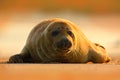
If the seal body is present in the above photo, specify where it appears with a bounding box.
[8,18,110,63]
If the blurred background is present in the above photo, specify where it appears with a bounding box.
[0,0,120,59]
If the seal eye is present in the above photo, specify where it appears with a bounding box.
[51,30,60,36]
[67,31,74,37]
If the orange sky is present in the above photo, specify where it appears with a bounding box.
[0,0,120,13]
[0,0,119,30]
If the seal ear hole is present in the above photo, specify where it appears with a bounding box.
[51,30,60,37]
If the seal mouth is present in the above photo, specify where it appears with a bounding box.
[55,48,71,53]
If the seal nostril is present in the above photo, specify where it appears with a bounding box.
[57,38,72,50]
[61,38,69,43]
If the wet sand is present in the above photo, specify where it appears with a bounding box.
[0,55,120,80]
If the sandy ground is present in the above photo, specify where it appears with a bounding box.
[0,55,120,80]
[0,64,120,80]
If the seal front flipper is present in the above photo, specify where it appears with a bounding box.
[8,53,33,63]
[8,54,24,63]
[94,43,105,49]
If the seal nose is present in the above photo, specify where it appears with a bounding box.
[57,38,72,50]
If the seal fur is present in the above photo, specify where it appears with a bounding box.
[8,18,110,63]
